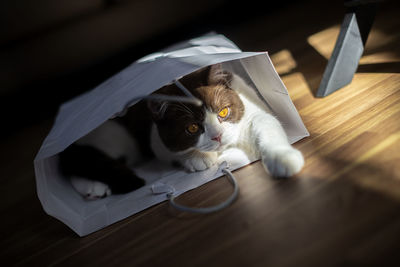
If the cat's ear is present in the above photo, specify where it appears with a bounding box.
[207,64,233,86]
[147,100,168,120]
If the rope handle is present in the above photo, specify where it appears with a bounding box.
[167,168,239,214]
[119,79,239,214]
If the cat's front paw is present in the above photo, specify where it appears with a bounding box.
[71,177,112,200]
[182,151,218,172]
[261,147,304,177]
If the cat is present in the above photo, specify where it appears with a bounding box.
[59,64,304,199]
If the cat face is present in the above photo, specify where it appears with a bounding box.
[149,65,245,153]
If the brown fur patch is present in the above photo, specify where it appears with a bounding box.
[194,84,245,123]
[147,65,245,152]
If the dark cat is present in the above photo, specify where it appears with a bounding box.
[59,64,304,199]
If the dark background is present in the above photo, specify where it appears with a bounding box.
[3,1,400,265]
[0,0,312,138]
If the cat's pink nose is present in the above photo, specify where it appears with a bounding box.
[212,134,222,143]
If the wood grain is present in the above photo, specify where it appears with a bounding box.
[1,0,400,266]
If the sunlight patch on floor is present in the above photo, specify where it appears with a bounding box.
[329,132,400,179]
[359,51,400,64]
[280,72,312,99]
[307,25,340,60]
[270,49,297,75]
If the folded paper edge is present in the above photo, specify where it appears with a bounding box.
[33,34,309,236]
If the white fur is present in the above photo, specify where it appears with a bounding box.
[230,74,304,176]
[70,176,111,200]
[72,120,142,199]
[236,95,304,176]
[77,120,141,166]
[197,110,224,151]
[71,72,304,199]
[151,74,304,177]
[150,109,225,172]
[218,147,251,169]
[150,124,218,172]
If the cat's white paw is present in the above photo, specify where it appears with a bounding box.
[182,152,218,172]
[70,176,112,200]
[218,147,251,169]
[261,147,304,177]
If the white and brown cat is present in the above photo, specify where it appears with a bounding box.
[59,64,304,199]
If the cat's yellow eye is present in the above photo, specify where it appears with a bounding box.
[187,123,199,134]
[218,107,229,118]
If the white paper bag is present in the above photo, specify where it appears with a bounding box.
[34,34,309,236]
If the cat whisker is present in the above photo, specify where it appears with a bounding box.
[197,143,219,151]
[168,103,195,116]
[180,103,195,115]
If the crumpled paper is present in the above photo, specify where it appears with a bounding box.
[34,33,309,236]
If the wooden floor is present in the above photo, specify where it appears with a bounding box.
[2,0,400,266]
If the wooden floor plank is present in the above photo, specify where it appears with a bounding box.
[2,0,400,266]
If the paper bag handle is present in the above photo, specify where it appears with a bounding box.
[167,168,239,214]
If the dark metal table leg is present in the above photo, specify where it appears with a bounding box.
[316,1,378,97]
